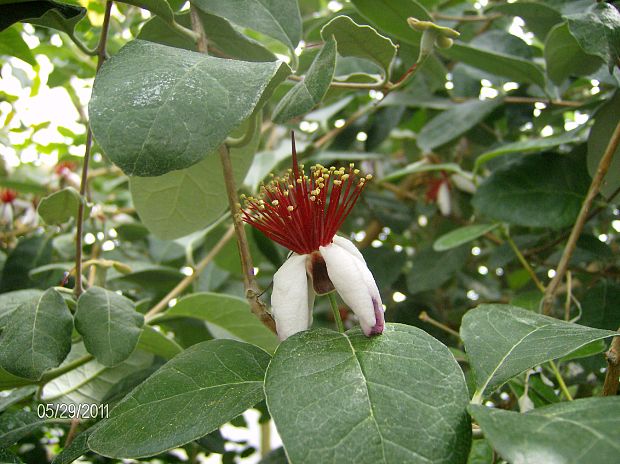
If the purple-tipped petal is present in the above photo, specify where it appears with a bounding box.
[271,254,312,340]
[319,237,384,336]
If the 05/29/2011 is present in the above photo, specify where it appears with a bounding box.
[37,402,109,419]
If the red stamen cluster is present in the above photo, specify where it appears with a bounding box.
[240,134,371,255]
[0,189,17,204]
[425,172,450,203]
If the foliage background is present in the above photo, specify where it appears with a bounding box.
[0,0,619,463]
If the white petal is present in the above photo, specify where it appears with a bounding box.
[320,242,384,336]
[451,172,476,194]
[271,254,312,340]
[437,181,451,216]
[332,235,364,262]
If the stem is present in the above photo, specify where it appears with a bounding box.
[67,33,97,56]
[64,418,80,447]
[602,331,620,396]
[548,360,573,401]
[39,355,93,384]
[505,233,546,294]
[419,311,460,338]
[328,292,345,333]
[542,119,620,314]
[218,145,276,332]
[260,420,271,457]
[144,225,235,321]
[564,271,572,321]
[189,4,208,53]
[73,1,113,298]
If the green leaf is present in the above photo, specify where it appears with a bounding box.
[350,0,432,46]
[87,340,270,458]
[544,23,603,85]
[581,280,620,331]
[163,292,278,354]
[491,1,562,39]
[566,3,620,71]
[321,15,396,81]
[0,26,36,66]
[89,40,289,176]
[466,439,494,464]
[474,127,588,172]
[272,37,337,123]
[0,367,35,389]
[37,187,82,225]
[265,325,471,464]
[136,325,183,360]
[461,304,617,400]
[129,121,258,239]
[0,449,23,463]
[138,10,276,62]
[117,0,173,23]
[0,288,73,380]
[0,289,43,330]
[41,344,154,412]
[433,224,499,252]
[588,91,620,199]
[0,386,37,413]
[0,410,45,448]
[0,234,53,292]
[472,152,590,229]
[407,245,469,294]
[470,398,620,464]
[441,31,546,89]
[192,0,301,50]
[75,287,144,367]
[417,98,502,152]
[0,1,86,35]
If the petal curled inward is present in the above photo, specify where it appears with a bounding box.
[271,254,312,341]
[320,237,384,336]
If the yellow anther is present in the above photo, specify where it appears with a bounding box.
[349,163,355,168]
[288,184,294,189]
[341,174,349,181]
[259,205,265,210]
[272,200,279,206]
[334,180,342,186]
[310,196,316,201]
[366,174,373,180]
[354,169,360,174]
[240,194,246,199]
[287,205,294,212]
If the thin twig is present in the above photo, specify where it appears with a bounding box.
[218,145,276,332]
[144,226,235,321]
[73,0,113,298]
[602,330,620,396]
[549,360,573,401]
[505,233,546,294]
[542,119,620,314]
[419,311,460,338]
